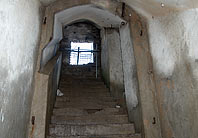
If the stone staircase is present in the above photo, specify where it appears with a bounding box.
[48,66,141,138]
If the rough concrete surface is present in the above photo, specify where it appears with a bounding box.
[120,24,142,132]
[148,9,198,138]
[48,66,139,137]
[101,28,110,87]
[122,6,162,138]
[122,0,198,17]
[0,0,42,138]
[30,53,62,138]
[107,28,125,98]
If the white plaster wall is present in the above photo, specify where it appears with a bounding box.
[119,23,139,114]
[57,5,125,28]
[0,0,42,137]
[120,24,143,132]
[148,9,198,79]
[120,24,138,109]
[147,9,198,138]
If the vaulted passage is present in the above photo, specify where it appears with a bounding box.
[47,18,141,137]
[1,0,198,138]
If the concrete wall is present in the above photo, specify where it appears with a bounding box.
[40,14,62,69]
[147,9,198,138]
[30,53,62,138]
[120,24,142,132]
[0,0,42,138]
[101,28,110,87]
[121,6,162,138]
[106,28,125,98]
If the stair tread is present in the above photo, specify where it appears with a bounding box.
[55,101,117,105]
[49,124,135,136]
[54,103,117,108]
[55,97,117,102]
[58,94,111,97]
[53,108,127,116]
[59,91,109,94]
[48,134,141,138]
[51,114,129,125]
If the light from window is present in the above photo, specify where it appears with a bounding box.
[70,42,94,65]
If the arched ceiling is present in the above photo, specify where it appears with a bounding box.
[40,0,198,16]
[55,5,125,28]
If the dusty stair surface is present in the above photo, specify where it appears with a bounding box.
[48,65,141,138]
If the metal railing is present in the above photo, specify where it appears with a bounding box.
[61,46,100,78]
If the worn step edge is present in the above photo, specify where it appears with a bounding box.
[53,108,127,116]
[51,115,129,125]
[55,97,117,102]
[47,134,141,138]
[49,124,135,136]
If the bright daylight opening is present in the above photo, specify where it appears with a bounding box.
[70,42,94,65]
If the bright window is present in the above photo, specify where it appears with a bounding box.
[70,42,94,65]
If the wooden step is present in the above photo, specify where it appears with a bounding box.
[51,115,129,125]
[49,124,135,136]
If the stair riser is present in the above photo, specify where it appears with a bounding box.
[56,97,116,102]
[59,86,107,89]
[54,103,117,108]
[58,93,110,97]
[51,115,128,125]
[59,88,108,90]
[53,108,126,116]
[55,101,117,105]
[59,90,109,93]
[49,67,140,138]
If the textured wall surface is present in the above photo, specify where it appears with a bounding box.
[101,29,110,87]
[0,0,42,138]
[40,0,198,11]
[106,28,124,98]
[148,9,198,138]
[122,0,198,17]
[120,24,142,132]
